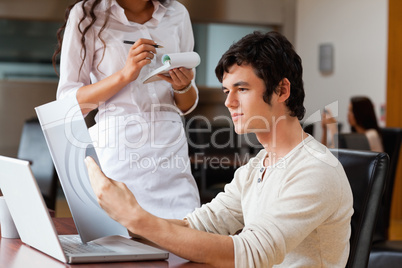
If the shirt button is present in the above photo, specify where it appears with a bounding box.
[260,168,264,172]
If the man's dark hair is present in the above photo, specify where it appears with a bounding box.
[215,31,306,120]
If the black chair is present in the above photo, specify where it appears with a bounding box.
[185,119,242,203]
[330,149,389,268]
[300,121,314,136]
[334,128,402,244]
[17,117,58,210]
[368,127,402,267]
[335,133,371,151]
[372,127,402,242]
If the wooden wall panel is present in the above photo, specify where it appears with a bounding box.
[0,0,74,21]
[387,0,402,220]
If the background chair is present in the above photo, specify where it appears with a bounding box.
[186,119,255,203]
[334,133,371,151]
[334,128,402,244]
[372,127,402,242]
[17,117,58,210]
[368,127,402,267]
[188,121,240,203]
[300,122,314,136]
[330,148,389,268]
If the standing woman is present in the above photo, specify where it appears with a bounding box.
[53,0,200,219]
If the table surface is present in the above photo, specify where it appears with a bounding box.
[0,217,213,268]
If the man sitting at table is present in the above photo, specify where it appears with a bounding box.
[85,31,353,268]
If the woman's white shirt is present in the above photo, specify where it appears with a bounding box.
[365,129,384,152]
[57,0,198,118]
[56,0,200,219]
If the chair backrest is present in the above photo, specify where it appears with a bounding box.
[300,122,314,136]
[335,133,371,151]
[17,117,58,210]
[372,127,402,242]
[330,149,389,268]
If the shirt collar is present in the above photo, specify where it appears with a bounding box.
[149,0,174,27]
[105,0,174,26]
[107,0,129,24]
[260,151,268,168]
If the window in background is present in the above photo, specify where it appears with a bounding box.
[193,23,274,88]
[0,19,61,81]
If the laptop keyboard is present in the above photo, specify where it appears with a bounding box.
[59,235,115,255]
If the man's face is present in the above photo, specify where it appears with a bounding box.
[222,64,276,135]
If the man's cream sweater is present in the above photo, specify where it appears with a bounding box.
[186,136,353,267]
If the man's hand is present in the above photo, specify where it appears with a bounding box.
[85,157,234,267]
[85,156,142,231]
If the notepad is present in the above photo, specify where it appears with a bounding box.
[142,52,201,84]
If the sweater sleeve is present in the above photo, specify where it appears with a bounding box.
[188,144,352,267]
[186,165,248,235]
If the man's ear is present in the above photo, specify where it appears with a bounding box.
[277,78,291,103]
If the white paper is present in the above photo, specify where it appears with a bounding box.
[142,51,201,84]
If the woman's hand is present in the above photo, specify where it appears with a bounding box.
[321,109,337,130]
[121,38,157,83]
[157,67,194,91]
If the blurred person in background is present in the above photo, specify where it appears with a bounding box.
[321,96,383,152]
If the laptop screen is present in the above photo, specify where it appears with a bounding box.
[35,97,128,243]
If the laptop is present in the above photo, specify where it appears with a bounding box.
[34,97,129,243]
[0,155,169,263]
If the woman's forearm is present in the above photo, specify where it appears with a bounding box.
[173,86,198,113]
[76,70,130,114]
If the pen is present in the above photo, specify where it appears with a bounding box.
[123,40,164,48]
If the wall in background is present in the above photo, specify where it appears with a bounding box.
[193,23,274,88]
[295,0,388,139]
[179,0,296,89]
[179,0,297,124]
[0,0,389,155]
[0,0,69,156]
[0,81,57,157]
[0,0,72,21]
[385,0,402,220]
[178,0,288,24]
[178,0,296,44]
[0,0,295,156]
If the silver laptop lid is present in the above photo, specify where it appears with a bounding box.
[35,97,128,243]
[0,156,169,264]
[0,156,67,263]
